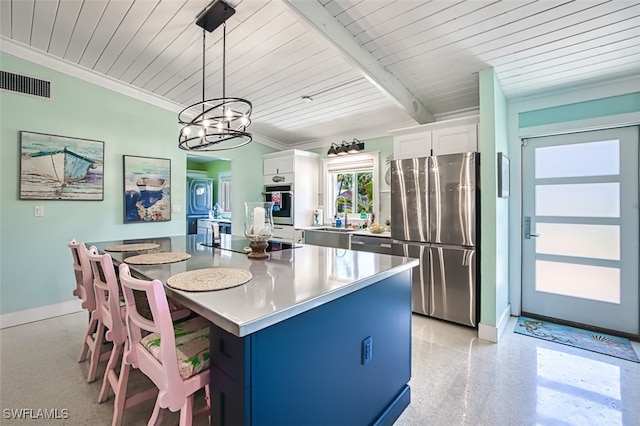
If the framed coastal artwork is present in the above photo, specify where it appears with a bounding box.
[123,155,171,223]
[19,131,105,200]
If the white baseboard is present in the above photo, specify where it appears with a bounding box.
[478,304,512,343]
[0,300,83,329]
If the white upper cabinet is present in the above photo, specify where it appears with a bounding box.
[390,116,479,159]
[393,131,432,160]
[431,124,477,155]
[264,155,294,175]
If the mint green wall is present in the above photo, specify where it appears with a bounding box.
[479,68,510,329]
[0,52,274,315]
[519,92,640,128]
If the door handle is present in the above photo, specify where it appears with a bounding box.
[523,216,540,239]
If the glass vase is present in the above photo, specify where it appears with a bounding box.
[244,202,274,259]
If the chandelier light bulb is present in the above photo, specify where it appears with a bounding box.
[198,128,205,138]
[225,108,233,120]
[203,119,211,127]
[183,127,191,136]
[241,115,249,126]
[217,121,224,130]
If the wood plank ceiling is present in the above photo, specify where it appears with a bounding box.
[1,0,639,146]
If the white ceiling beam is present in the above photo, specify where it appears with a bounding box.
[280,0,434,125]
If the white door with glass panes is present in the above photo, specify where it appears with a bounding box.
[521,127,639,334]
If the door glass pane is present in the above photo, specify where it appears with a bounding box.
[535,140,619,178]
[536,183,619,217]
[536,223,620,260]
[536,260,620,303]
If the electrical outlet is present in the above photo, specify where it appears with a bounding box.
[34,206,44,217]
[172,204,182,213]
[361,336,372,365]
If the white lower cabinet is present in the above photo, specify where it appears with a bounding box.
[271,226,306,243]
[271,225,294,242]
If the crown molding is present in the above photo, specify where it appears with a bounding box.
[251,133,289,150]
[1,36,184,113]
[508,74,640,114]
[0,36,286,151]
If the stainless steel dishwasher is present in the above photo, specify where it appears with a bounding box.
[304,228,352,249]
[350,234,393,254]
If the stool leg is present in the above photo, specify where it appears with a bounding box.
[179,395,194,426]
[87,320,105,383]
[78,317,97,362]
[148,397,164,426]
[99,341,123,403]
[205,384,211,424]
[111,344,130,426]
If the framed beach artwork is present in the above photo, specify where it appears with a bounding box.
[123,155,171,223]
[19,131,104,200]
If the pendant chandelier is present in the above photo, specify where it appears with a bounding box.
[178,0,252,151]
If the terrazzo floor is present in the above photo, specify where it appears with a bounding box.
[1,312,639,425]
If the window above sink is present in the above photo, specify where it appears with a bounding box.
[321,152,379,226]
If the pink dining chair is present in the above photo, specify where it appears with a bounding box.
[86,247,132,400]
[87,246,166,426]
[68,239,108,383]
[118,263,211,426]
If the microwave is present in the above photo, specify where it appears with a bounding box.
[264,184,293,225]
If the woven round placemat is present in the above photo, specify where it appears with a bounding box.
[124,252,191,265]
[167,268,252,292]
[105,243,160,252]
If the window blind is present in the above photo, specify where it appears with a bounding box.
[326,157,375,174]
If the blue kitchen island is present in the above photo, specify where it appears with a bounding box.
[91,235,418,425]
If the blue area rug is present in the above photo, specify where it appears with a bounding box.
[514,316,639,363]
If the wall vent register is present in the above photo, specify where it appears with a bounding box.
[0,70,51,98]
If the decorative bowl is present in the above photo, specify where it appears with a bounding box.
[368,225,385,234]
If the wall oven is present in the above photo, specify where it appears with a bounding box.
[264,184,293,225]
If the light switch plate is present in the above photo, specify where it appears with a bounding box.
[172,204,182,213]
[34,206,44,217]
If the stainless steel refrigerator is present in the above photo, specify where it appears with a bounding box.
[390,153,479,327]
